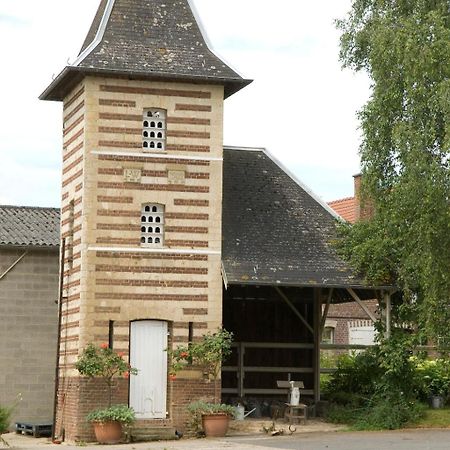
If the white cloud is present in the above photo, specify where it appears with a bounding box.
[0,0,370,206]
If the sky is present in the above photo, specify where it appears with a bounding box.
[0,0,371,208]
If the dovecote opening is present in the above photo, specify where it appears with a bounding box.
[142,109,166,152]
[141,204,164,247]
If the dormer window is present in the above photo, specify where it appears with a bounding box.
[141,204,164,247]
[143,109,166,151]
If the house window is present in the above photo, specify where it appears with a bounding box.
[322,326,335,344]
[143,109,166,151]
[141,204,164,247]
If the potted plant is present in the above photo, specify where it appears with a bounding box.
[169,329,234,437]
[187,401,235,437]
[416,358,450,409]
[75,343,138,443]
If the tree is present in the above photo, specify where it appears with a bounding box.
[336,0,450,345]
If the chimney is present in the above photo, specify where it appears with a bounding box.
[353,173,374,221]
[353,173,362,221]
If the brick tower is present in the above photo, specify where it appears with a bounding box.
[40,0,250,441]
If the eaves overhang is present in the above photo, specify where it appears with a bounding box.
[39,66,252,102]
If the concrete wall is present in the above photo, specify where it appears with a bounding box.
[0,248,59,427]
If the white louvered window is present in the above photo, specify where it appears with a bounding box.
[141,204,164,247]
[143,109,166,151]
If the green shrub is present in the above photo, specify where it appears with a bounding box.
[0,395,22,434]
[353,393,424,430]
[323,337,425,430]
[86,404,135,424]
[414,358,450,400]
[0,405,12,434]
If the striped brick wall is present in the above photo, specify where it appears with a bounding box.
[59,82,86,375]
[56,77,225,441]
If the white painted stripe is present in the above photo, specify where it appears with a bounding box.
[92,150,222,162]
[88,246,221,255]
[72,0,116,67]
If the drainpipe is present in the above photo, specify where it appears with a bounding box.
[52,238,65,442]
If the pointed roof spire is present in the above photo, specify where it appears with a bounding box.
[41,0,251,101]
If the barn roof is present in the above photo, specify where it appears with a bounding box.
[40,0,251,101]
[0,206,60,248]
[221,147,381,288]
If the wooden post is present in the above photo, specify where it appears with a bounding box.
[385,291,392,338]
[313,288,322,406]
[238,342,245,398]
[320,288,333,333]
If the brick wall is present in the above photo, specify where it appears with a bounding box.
[325,300,378,345]
[55,373,219,441]
[55,377,128,442]
[0,248,59,428]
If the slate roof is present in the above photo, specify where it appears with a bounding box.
[0,206,60,248]
[40,0,251,101]
[328,197,356,223]
[221,147,380,288]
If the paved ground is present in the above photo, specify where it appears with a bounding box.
[2,429,450,450]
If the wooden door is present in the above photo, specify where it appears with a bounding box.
[129,320,168,419]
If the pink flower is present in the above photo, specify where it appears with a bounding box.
[100,343,109,349]
[118,351,125,357]
[180,351,189,359]
[123,371,129,379]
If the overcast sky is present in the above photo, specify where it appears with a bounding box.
[0,0,370,207]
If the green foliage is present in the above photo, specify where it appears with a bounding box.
[336,0,450,345]
[0,406,12,434]
[75,343,137,381]
[415,358,450,398]
[323,340,426,429]
[169,328,233,381]
[86,404,136,424]
[76,343,138,408]
[186,401,235,433]
[0,394,22,434]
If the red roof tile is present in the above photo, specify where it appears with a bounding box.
[328,197,356,223]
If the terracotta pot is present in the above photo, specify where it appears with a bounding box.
[201,413,230,437]
[92,421,123,444]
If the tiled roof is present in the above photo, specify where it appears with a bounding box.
[40,0,251,101]
[221,147,374,288]
[328,197,356,223]
[0,206,60,248]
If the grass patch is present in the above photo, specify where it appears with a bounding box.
[408,406,450,428]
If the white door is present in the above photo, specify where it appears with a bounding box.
[129,320,168,419]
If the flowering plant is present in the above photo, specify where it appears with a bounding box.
[75,343,138,407]
[168,329,233,382]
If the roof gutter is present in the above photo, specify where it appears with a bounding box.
[223,278,394,290]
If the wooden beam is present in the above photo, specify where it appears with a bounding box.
[0,251,28,282]
[347,288,377,323]
[320,288,334,333]
[275,287,314,335]
[313,288,321,404]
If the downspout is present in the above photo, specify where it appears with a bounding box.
[52,238,65,442]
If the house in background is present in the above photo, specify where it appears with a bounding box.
[325,174,378,349]
[0,206,59,427]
